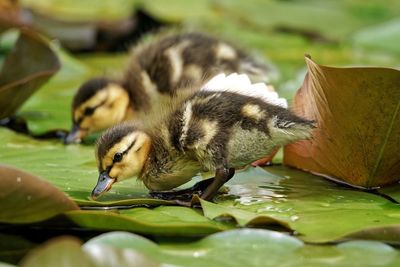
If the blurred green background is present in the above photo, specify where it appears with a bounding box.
[6,0,400,99]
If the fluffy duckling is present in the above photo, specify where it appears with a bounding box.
[91,73,314,203]
[65,31,273,144]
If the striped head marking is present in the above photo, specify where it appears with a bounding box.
[92,124,151,199]
[65,78,130,144]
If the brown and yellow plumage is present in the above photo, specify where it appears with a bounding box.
[65,31,274,144]
[92,73,314,204]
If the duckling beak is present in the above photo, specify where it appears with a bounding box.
[91,171,115,200]
[64,124,83,144]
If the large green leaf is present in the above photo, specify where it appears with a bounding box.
[66,206,229,236]
[352,19,400,55]
[19,230,400,267]
[202,166,400,243]
[19,237,95,267]
[20,0,138,22]
[4,126,400,240]
[0,128,231,235]
[214,0,361,40]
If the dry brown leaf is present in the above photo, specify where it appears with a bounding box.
[0,29,60,119]
[0,164,79,223]
[284,56,400,188]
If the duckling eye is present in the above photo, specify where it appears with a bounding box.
[113,153,123,163]
[84,107,95,116]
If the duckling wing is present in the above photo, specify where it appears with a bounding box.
[201,73,288,108]
[173,74,313,170]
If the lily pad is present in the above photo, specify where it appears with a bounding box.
[0,128,232,236]
[19,230,400,267]
[203,166,400,244]
[19,237,95,267]
[66,206,229,236]
[20,0,138,22]
[284,56,400,188]
[352,19,400,55]
[4,124,400,240]
[0,29,60,119]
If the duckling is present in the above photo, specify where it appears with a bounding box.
[65,31,274,144]
[91,73,314,204]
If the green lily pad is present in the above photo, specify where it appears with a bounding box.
[20,0,138,22]
[212,1,358,41]
[202,166,400,244]
[66,206,228,236]
[4,125,400,240]
[19,237,95,267]
[19,230,400,267]
[352,19,400,55]
[0,128,232,235]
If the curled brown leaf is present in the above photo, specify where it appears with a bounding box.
[0,29,60,119]
[0,164,78,224]
[284,56,400,188]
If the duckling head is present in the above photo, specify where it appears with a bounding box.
[91,123,151,199]
[64,77,131,144]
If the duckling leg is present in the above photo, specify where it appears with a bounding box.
[201,167,235,201]
[149,178,215,200]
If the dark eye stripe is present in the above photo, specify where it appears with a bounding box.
[105,139,137,172]
[75,98,108,125]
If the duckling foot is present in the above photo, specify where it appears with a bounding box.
[149,168,235,205]
[149,178,215,201]
[201,168,235,201]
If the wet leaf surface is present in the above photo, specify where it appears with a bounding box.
[284,56,400,188]
[66,206,229,236]
[206,166,400,244]
[19,230,400,267]
[0,129,230,236]
[0,30,60,119]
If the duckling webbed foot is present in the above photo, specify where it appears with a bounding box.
[149,168,235,206]
[149,178,215,201]
[201,167,235,201]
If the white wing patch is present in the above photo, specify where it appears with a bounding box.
[201,73,287,108]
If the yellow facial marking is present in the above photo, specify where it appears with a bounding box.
[102,131,151,182]
[74,84,130,134]
[241,104,265,121]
